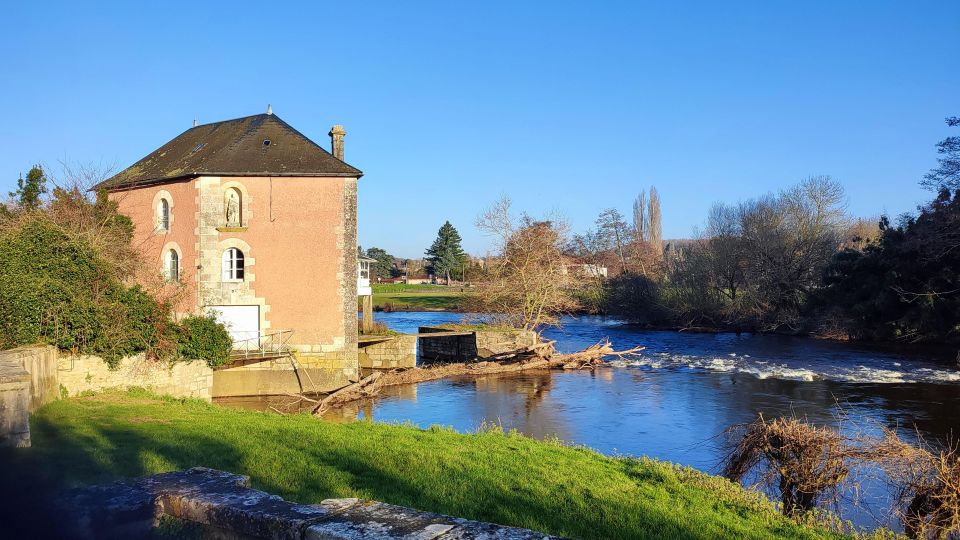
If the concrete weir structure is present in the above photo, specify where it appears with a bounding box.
[57,468,559,539]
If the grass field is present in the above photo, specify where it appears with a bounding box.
[369,283,465,311]
[0,390,848,540]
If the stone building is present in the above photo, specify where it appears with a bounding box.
[95,110,362,393]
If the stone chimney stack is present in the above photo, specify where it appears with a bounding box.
[329,125,346,161]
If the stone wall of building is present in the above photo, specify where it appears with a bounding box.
[418,327,539,362]
[358,335,417,371]
[58,354,213,401]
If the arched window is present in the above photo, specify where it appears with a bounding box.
[224,188,242,226]
[222,248,245,281]
[166,249,179,282]
[158,198,170,231]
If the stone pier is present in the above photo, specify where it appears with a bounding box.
[418,326,539,363]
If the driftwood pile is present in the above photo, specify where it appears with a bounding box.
[309,338,643,416]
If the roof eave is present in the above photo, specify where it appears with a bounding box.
[93,170,364,193]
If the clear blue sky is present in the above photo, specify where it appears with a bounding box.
[1,1,957,257]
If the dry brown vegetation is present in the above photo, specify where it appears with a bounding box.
[875,432,960,539]
[724,415,960,539]
[723,415,866,517]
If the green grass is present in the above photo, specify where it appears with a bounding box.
[372,283,451,293]
[2,390,848,540]
[368,283,467,311]
[373,291,464,311]
[432,322,520,332]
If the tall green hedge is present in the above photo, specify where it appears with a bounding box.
[0,216,232,367]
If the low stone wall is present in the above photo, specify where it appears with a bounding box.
[0,345,58,411]
[358,335,417,371]
[419,326,539,362]
[212,351,356,397]
[58,354,213,401]
[0,358,31,447]
[57,468,558,539]
[0,346,214,447]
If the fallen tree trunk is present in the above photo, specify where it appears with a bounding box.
[312,372,384,416]
[551,339,645,369]
[379,339,643,387]
[307,338,644,414]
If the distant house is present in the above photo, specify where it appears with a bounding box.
[95,110,364,391]
[564,262,609,279]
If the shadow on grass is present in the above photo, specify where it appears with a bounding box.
[0,413,244,538]
[4,398,827,540]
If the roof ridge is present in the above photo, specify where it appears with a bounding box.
[94,113,362,191]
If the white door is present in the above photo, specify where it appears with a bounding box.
[207,305,260,348]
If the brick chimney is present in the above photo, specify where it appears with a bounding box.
[329,125,346,161]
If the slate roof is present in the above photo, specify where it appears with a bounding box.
[95,113,362,191]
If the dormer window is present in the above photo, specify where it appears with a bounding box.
[222,248,245,281]
[158,198,170,231]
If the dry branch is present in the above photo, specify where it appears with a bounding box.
[723,414,867,518]
[874,430,960,539]
[551,339,645,370]
[305,337,644,416]
[311,372,384,416]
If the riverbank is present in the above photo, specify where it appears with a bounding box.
[3,389,860,539]
[370,283,466,312]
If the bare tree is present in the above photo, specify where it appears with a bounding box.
[471,197,580,331]
[633,191,647,243]
[648,185,662,255]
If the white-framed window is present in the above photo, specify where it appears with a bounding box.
[158,198,170,231]
[165,249,180,282]
[222,248,245,281]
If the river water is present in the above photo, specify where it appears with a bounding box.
[233,312,960,530]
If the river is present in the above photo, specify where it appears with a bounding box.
[235,311,960,531]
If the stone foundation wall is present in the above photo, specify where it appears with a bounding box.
[418,327,539,362]
[212,351,356,397]
[358,335,417,370]
[57,354,213,401]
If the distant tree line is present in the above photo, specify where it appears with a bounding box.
[597,116,960,349]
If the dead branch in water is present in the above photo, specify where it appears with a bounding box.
[722,414,871,518]
[380,338,643,385]
[304,337,644,414]
[874,430,960,539]
[551,339,645,370]
[311,372,384,416]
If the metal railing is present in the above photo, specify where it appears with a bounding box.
[230,329,294,361]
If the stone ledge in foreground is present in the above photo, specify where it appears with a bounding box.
[56,467,561,539]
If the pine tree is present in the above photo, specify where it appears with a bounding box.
[425,221,466,284]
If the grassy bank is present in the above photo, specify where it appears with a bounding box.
[1,390,851,539]
[371,283,465,311]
